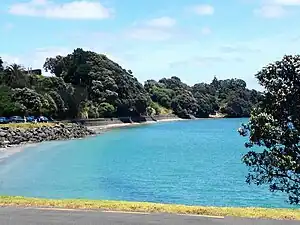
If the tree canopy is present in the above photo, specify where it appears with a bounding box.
[239,55,300,204]
[145,76,260,118]
[0,49,260,119]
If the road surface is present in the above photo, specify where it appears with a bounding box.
[0,207,299,225]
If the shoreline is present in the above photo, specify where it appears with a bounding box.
[0,118,184,159]
[87,117,184,133]
[0,143,39,162]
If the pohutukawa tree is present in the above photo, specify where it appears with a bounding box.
[239,55,300,204]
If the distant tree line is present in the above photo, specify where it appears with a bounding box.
[0,48,261,119]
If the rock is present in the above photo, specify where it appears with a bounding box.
[0,123,95,148]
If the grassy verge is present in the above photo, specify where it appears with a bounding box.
[0,123,57,129]
[0,196,299,220]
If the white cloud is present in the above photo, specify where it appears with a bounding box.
[145,17,176,28]
[31,47,70,68]
[191,4,214,15]
[128,16,176,41]
[1,47,70,76]
[9,0,112,20]
[254,4,286,18]
[0,54,21,67]
[254,0,300,18]
[273,0,300,5]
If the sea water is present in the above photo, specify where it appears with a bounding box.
[0,119,295,208]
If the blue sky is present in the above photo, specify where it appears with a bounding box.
[1,0,300,90]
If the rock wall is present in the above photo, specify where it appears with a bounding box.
[0,123,95,148]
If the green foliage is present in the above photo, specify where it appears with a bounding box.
[12,88,44,115]
[1,64,27,88]
[41,93,57,115]
[48,90,67,116]
[0,86,22,116]
[146,76,259,118]
[239,55,300,204]
[98,102,115,117]
[0,49,260,119]
[44,48,149,117]
[0,57,3,72]
[148,101,172,115]
[77,101,115,118]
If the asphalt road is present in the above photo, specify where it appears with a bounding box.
[0,207,299,225]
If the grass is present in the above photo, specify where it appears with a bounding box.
[150,102,173,115]
[0,123,57,129]
[0,196,299,220]
[159,107,173,115]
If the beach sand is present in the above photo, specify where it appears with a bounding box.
[87,118,184,133]
[0,143,38,162]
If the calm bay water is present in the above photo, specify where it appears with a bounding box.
[0,119,294,208]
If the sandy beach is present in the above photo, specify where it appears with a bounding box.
[87,117,184,133]
[0,143,38,162]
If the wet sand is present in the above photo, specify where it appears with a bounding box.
[0,143,38,162]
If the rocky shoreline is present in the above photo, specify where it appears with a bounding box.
[0,117,183,149]
[0,123,95,148]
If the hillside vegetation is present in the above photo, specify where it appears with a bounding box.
[0,48,261,119]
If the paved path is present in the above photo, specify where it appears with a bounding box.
[0,207,299,225]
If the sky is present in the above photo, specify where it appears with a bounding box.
[1,0,300,90]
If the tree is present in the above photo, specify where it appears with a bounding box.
[0,57,4,72]
[98,102,115,117]
[44,48,150,117]
[0,85,22,116]
[41,93,58,116]
[239,55,300,204]
[12,88,43,115]
[3,63,27,87]
[1,48,261,119]
[44,55,66,77]
[220,94,251,118]
[49,90,66,117]
[171,91,199,118]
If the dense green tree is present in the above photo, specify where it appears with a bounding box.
[41,93,58,116]
[12,88,44,115]
[159,76,188,90]
[0,50,261,119]
[171,91,199,118]
[49,90,66,117]
[0,86,22,116]
[239,55,300,204]
[0,57,4,72]
[146,76,259,118]
[98,102,115,117]
[2,63,27,88]
[43,55,67,77]
[44,48,150,117]
[220,95,251,117]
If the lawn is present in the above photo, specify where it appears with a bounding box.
[0,196,299,220]
[0,123,57,129]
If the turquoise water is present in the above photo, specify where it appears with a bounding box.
[0,119,294,208]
